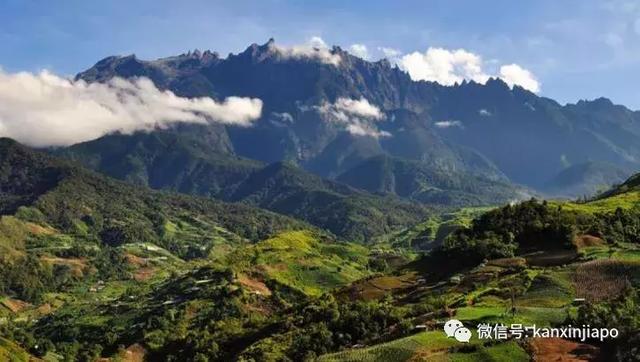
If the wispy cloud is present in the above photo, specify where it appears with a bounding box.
[378,47,402,59]
[434,120,463,129]
[0,69,263,147]
[313,97,389,138]
[349,44,369,59]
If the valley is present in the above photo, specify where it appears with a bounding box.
[1,139,639,361]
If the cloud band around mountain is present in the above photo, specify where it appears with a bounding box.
[270,37,341,65]
[374,45,540,93]
[0,70,263,147]
[315,97,390,138]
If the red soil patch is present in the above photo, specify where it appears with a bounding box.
[36,303,53,315]
[125,253,148,267]
[238,274,272,296]
[243,300,275,316]
[573,235,605,249]
[120,343,146,362]
[1,298,30,313]
[96,344,146,362]
[529,337,600,361]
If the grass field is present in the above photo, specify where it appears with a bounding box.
[551,191,640,214]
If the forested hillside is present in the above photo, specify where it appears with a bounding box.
[2,136,640,360]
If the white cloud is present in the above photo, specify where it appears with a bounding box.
[345,123,390,138]
[499,64,540,93]
[398,47,540,93]
[478,109,492,116]
[269,36,341,65]
[332,97,384,119]
[314,97,389,138]
[349,44,369,59]
[379,47,402,59]
[434,120,463,128]
[400,48,490,86]
[0,70,263,147]
[271,112,293,123]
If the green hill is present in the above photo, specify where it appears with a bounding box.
[0,138,397,361]
[0,137,310,302]
[227,161,432,242]
[598,172,640,199]
[3,136,640,361]
[318,182,640,361]
[59,133,433,243]
[223,230,370,296]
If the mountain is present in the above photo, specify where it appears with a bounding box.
[57,131,432,242]
[542,161,633,198]
[67,41,532,201]
[70,40,640,199]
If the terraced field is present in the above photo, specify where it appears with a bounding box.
[222,230,371,295]
[319,331,528,362]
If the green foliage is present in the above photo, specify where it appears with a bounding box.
[435,198,640,267]
[284,295,407,361]
[569,290,640,360]
[223,231,370,295]
[60,135,435,243]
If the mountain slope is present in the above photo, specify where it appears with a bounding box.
[596,171,640,199]
[0,138,309,258]
[226,161,432,242]
[542,161,632,198]
[0,138,394,361]
[58,131,434,242]
[56,127,261,197]
[336,154,527,206]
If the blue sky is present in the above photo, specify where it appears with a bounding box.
[2,0,640,108]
